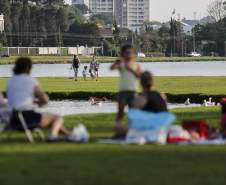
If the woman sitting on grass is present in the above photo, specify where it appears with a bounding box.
[133,71,168,112]
[7,57,70,140]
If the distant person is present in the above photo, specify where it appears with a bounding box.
[89,55,96,80]
[7,57,70,140]
[82,66,88,81]
[71,55,80,81]
[133,71,168,112]
[110,44,141,134]
[94,59,100,81]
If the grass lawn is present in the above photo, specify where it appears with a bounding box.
[1,55,226,64]
[1,77,226,96]
[0,107,226,185]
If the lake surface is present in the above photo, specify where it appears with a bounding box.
[36,100,201,116]
[1,61,226,77]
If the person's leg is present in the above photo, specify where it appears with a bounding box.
[73,68,78,81]
[116,100,125,123]
[39,113,68,137]
[95,70,99,81]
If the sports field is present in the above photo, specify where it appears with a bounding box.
[0,107,225,185]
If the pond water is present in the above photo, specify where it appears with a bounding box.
[36,100,201,116]
[1,61,226,77]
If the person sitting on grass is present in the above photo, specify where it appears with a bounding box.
[133,71,168,112]
[7,57,70,141]
[110,44,141,134]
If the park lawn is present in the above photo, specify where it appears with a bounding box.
[1,77,226,95]
[0,107,226,185]
[1,56,226,64]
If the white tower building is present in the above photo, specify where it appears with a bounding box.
[0,14,4,32]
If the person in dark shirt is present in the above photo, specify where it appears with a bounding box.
[133,71,168,112]
[71,55,80,81]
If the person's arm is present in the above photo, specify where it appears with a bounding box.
[0,92,6,106]
[126,63,141,78]
[110,60,121,70]
[78,58,81,66]
[34,86,49,107]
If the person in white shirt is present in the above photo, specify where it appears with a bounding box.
[110,45,141,135]
[7,57,70,140]
[89,56,96,79]
[82,66,88,80]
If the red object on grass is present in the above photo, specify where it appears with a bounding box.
[182,120,209,139]
[167,137,190,143]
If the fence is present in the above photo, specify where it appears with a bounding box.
[2,46,101,56]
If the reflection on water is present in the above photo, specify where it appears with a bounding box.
[1,61,226,77]
[36,100,201,116]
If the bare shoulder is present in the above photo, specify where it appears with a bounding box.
[132,94,147,109]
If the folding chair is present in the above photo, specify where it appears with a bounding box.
[17,112,45,143]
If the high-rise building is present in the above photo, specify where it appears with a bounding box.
[0,14,4,32]
[114,0,150,31]
[89,0,114,14]
[72,0,150,30]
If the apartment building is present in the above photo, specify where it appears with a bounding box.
[0,14,4,32]
[114,0,150,30]
[72,0,150,30]
[89,0,114,14]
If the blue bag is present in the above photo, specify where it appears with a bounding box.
[128,109,176,130]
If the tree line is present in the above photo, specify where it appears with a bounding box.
[0,0,226,56]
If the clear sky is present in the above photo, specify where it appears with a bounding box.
[150,0,215,22]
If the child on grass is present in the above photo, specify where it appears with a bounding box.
[83,66,88,81]
[110,44,141,134]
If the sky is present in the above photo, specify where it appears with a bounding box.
[150,0,215,21]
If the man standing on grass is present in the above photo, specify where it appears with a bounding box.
[71,55,80,81]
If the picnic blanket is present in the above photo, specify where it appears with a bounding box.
[97,138,226,145]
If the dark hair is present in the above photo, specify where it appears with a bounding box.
[221,98,226,114]
[120,44,135,57]
[140,71,153,89]
[13,57,32,75]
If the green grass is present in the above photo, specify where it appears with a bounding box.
[1,77,226,95]
[1,56,226,64]
[0,107,226,185]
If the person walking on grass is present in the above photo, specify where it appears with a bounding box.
[7,57,71,141]
[89,55,96,80]
[110,44,141,134]
[71,55,80,81]
[94,58,100,81]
